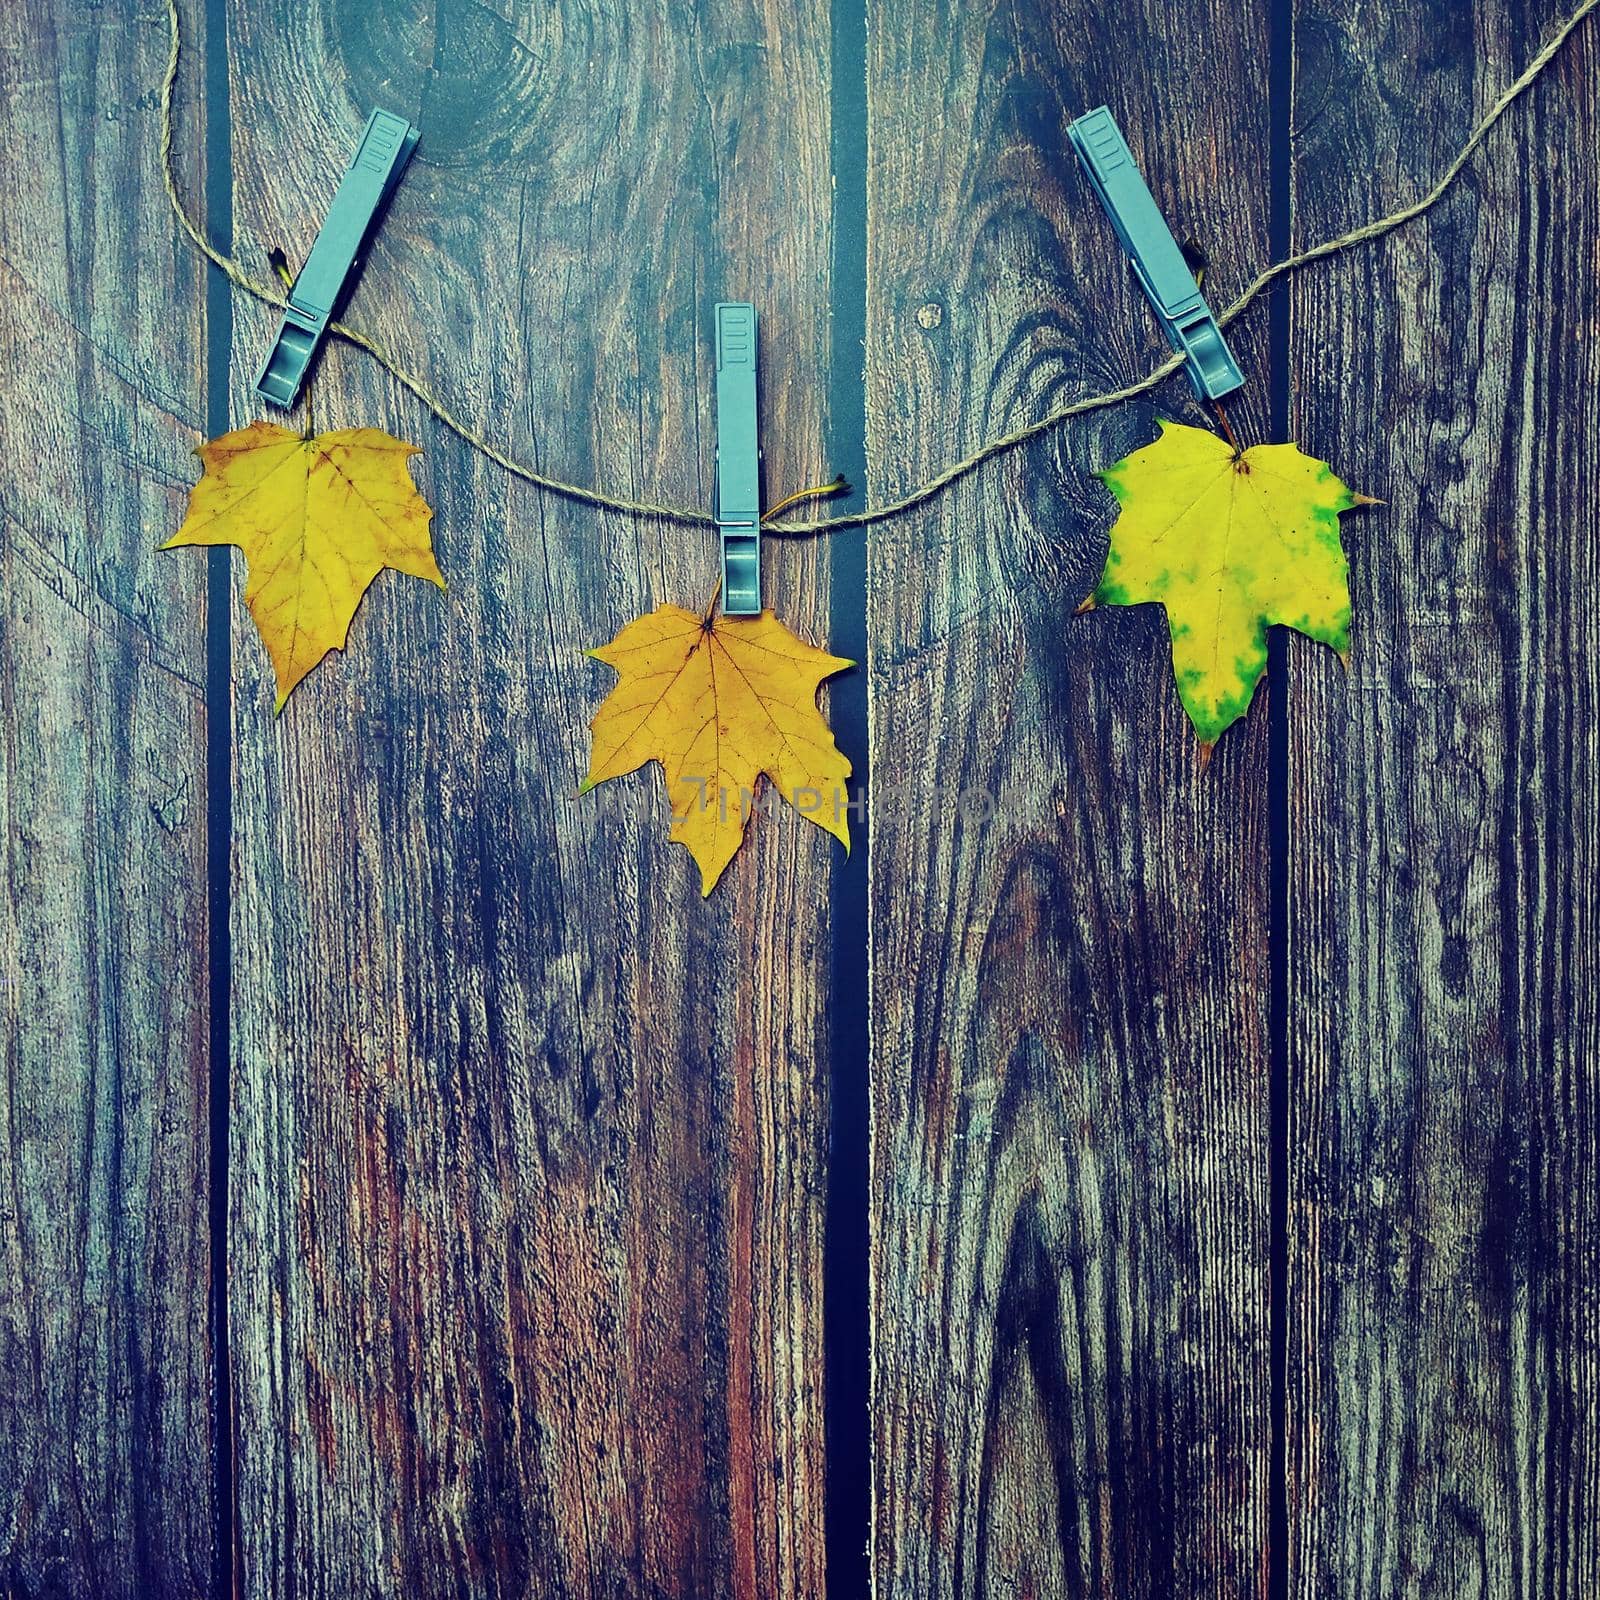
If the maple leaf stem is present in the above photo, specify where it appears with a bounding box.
[764,474,851,524]
[1211,400,1242,456]
[702,578,723,624]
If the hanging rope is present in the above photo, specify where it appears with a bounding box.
[159,0,1598,536]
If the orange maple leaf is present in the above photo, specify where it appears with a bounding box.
[161,421,444,709]
[583,605,854,894]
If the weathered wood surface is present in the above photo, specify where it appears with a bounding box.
[223,1,837,1595]
[863,1,1276,1594]
[6,0,1600,1597]
[0,1,214,1596]
[1285,3,1600,1596]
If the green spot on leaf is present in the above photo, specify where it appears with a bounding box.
[1090,420,1367,742]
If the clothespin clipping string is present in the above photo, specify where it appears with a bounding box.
[158,0,1599,539]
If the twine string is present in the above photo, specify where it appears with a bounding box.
[160,0,1597,537]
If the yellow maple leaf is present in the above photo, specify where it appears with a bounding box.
[1092,419,1365,743]
[583,605,853,895]
[161,420,444,710]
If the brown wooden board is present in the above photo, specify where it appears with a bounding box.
[8,1,1600,1594]
[863,1,1276,1593]
[222,2,839,1595]
[0,0,214,1595]
[1285,3,1600,1594]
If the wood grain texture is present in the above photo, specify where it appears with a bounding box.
[863,2,1275,1594]
[1285,2,1600,1596]
[0,1,214,1596]
[223,1,837,1595]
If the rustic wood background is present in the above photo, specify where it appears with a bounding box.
[2,1,1595,1598]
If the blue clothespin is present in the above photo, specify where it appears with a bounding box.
[714,303,762,614]
[255,108,420,408]
[1067,107,1244,402]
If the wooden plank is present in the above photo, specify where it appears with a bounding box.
[1286,2,1600,1595]
[223,2,836,1594]
[0,1,214,1595]
[864,4,1275,1594]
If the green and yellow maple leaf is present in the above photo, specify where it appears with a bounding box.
[582,605,853,895]
[1091,419,1365,743]
[161,421,444,710]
